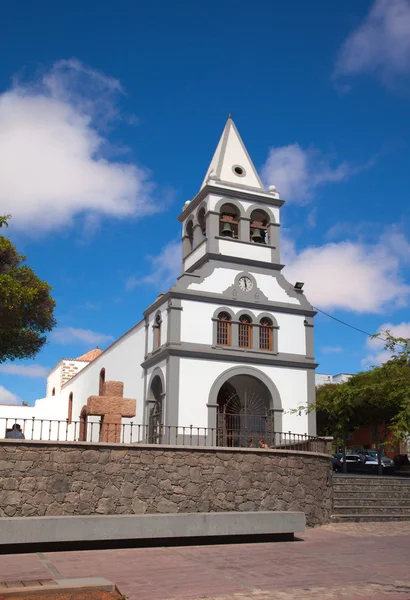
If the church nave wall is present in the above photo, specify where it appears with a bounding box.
[62,320,146,425]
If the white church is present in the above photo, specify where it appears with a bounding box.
[1,117,317,445]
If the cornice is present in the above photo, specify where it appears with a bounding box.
[178,184,285,222]
[142,342,318,370]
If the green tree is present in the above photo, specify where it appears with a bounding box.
[313,331,410,473]
[0,216,56,362]
[374,331,410,443]
[315,383,360,443]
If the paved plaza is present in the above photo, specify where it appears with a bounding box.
[0,522,409,600]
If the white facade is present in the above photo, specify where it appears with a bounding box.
[1,117,318,444]
[315,373,353,387]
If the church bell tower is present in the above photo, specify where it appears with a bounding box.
[180,115,283,273]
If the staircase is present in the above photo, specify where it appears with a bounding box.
[332,474,410,522]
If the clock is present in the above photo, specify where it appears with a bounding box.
[238,276,253,292]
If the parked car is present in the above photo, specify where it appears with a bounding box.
[393,454,410,466]
[335,452,395,474]
[334,453,363,473]
[356,449,395,471]
[361,454,395,473]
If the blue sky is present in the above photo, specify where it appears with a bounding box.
[1,0,410,405]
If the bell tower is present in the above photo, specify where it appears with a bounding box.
[179,116,283,273]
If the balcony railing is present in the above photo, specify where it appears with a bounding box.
[0,417,330,454]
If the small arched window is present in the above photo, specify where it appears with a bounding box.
[68,392,73,424]
[250,209,269,245]
[217,312,231,346]
[219,203,239,239]
[52,387,55,396]
[99,368,105,396]
[198,207,206,238]
[186,220,194,250]
[260,318,273,351]
[238,315,252,348]
[154,313,162,349]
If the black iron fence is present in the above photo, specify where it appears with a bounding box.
[0,416,330,454]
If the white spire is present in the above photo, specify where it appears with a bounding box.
[201,116,265,191]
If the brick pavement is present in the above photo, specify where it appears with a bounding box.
[0,523,409,600]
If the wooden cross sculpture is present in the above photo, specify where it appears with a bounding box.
[87,381,136,443]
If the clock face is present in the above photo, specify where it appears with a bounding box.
[238,276,253,292]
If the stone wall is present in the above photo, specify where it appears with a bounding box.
[0,441,332,527]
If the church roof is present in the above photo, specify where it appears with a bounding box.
[201,115,266,192]
[76,347,103,362]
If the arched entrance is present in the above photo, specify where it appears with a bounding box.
[209,367,283,448]
[147,370,165,443]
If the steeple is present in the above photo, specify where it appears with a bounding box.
[201,116,266,192]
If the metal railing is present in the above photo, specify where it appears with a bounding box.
[0,417,329,453]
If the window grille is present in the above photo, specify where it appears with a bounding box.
[217,312,231,345]
[238,315,252,348]
[260,318,273,351]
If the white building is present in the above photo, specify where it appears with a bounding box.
[315,373,353,387]
[1,117,318,444]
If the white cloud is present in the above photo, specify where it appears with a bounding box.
[0,59,157,234]
[362,321,410,366]
[0,385,21,405]
[126,239,181,291]
[261,144,352,202]
[51,327,114,346]
[283,232,410,313]
[321,346,343,355]
[335,0,410,84]
[0,364,49,377]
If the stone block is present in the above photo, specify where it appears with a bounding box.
[0,490,21,505]
[48,474,70,493]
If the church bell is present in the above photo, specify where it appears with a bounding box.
[251,228,264,243]
[221,222,234,237]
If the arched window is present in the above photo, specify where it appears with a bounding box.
[186,220,194,250]
[68,392,73,424]
[217,312,231,346]
[154,313,162,349]
[259,318,273,351]
[238,315,252,348]
[250,209,269,244]
[52,387,55,396]
[198,207,206,238]
[99,368,105,396]
[219,203,239,239]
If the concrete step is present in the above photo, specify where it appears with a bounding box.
[332,475,410,522]
[334,498,410,507]
[333,490,410,502]
[333,476,410,485]
[333,505,410,515]
[331,514,410,523]
[333,485,410,494]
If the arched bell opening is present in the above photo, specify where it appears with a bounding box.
[198,207,206,238]
[216,374,273,448]
[250,209,269,244]
[186,220,194,250]
[219,203,239,239]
